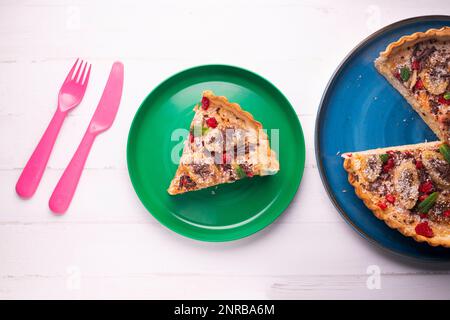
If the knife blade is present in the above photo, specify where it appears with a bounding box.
[89,61,124,134]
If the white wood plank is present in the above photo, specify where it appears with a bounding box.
[269,273,450,299]
[1,0,450,299]
[1,223,449,279]
[1,273,449,299]
[0,165,337,224]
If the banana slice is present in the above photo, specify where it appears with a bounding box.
[360,155,382,182]
[422,150,450,188]
[419,69,449,96]
[393,161,419,209]
[409,70,418,90]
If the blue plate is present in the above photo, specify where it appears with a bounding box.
[316,16,450,261]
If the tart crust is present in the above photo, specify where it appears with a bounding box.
[343,141,450,247]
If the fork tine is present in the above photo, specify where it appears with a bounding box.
[73,60,85,82]
[64,58,80,83]
[78,62,88,84]
[82,64,92,88]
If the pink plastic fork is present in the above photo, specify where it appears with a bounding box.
[15,59,91,198]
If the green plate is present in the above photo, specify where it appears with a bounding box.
[127,65,305,241]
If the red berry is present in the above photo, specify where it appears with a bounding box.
[394,70,401,80]
[201,97,210,110]
[419,194,428,202]
[383,158,395,172]
[438,95,450,105]
[415,221,434,238]
[443,210,450,217]
[385,194,396,204]
[419,213,428,219]
[411,60,420,70]
[189,133,194,143]
[415,160,423,169]
[180,175,190,186]
[414,78,424,90]
[222,153,231,164]
[205,117,218,128]
[419,180,433,194]
[378,202,388,210]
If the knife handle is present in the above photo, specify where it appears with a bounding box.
[49,130,95,214]
[16,109,67,198]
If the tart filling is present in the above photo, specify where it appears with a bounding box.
[343,142,450,245]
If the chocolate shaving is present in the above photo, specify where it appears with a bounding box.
[429,100,439,115]
[413,44,436,61]
[191,164,211,179]
[179,175,196,189]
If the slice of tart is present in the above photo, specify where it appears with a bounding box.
[167,90,279,195]
[343,141,450,247]
[374,27,450,144]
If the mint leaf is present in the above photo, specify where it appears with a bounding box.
[379,154,389,164]
[400,67,410,81]
[235,166,246,179]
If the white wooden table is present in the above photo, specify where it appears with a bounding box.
[1,0,450,300]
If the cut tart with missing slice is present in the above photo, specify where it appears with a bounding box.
[167,90,279,195]
[343,141,450,247]
[374,27,450,144]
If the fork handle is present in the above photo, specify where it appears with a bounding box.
[49,130,96,214]
[16,109,67,198]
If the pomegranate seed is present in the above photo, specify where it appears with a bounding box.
[201,97,210,110]
[378,202,388,210]
[438,95,450,105]
[222,153,231,164]
[419,194,428,202]
[394,70,401,80]
[180,175,189,186]
[383,158,395,172]
[419,213,428,219]
[415,160,423,169]
[443,210,450,217]
[206,117,218,128]
[189,133,194,143]
[386,150,395,156]
[411,60,420,70]
[414,78,424,90]
[404,151,412,156]
[347,153,352,157]
[419,180,433,194]
[385,194,396,204]
[415,221,434,238]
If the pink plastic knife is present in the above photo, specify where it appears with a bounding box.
[49,61,124,214]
